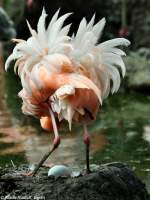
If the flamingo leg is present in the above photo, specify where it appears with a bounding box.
[83,125,91,174]
[25,108,60,177]
[30,136,60,176]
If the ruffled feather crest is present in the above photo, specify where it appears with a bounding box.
[5,8,72,75]
[5,8,130,103]
[68,18,130,98]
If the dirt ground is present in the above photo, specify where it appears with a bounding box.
[0,162,149,200]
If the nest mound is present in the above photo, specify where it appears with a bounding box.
[0,163,149,200]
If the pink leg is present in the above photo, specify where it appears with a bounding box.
[28,136,60,176]
[24,108,60,177]
[83,125,91,174]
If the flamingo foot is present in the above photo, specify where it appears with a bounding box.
[85,169,92,174]
[21,171,34,177]
[82,169,92,176]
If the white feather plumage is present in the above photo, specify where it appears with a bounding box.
[5,8,130,124]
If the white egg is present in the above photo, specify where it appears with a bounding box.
[48,165,72,177]
[28,164,35,172]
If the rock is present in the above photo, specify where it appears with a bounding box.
[0,163,149,200]
[125,52,150,90]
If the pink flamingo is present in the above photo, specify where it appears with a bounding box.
[5,8,130,176]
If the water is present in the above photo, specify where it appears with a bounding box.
[0,73,150,191]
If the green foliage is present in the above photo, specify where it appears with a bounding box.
[4,67,24,119]
[124,50,150,87]
[136,11,150,48]
[4,67,41,130]
[90,92,150,187]
[3,0,25,25]
[90,92,150,132]
[0,7,16,41]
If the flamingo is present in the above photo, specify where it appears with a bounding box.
[5,8,130,176]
